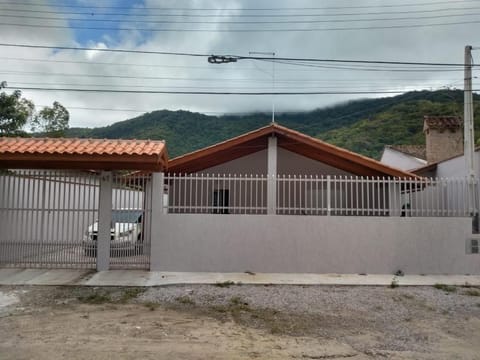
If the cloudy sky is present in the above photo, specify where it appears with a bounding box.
[1,0,479,128]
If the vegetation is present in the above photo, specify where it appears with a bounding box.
[0,81,70,137]
[433,284,457,293]
[66,90,480,159]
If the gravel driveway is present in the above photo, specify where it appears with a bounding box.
[0,284,479,359]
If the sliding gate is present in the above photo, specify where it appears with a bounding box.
[0,170,152,270]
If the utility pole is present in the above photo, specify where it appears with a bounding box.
[464,45,475,181]
[249,51,276,123]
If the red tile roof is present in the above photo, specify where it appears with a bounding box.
[0,137,167,170]
[169,123,420,178]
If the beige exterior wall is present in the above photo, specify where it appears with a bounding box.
[151,215,479,274]
[425,128,463,164]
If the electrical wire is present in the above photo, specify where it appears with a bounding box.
[0,0,478,11]
[0,43,476,68]
[2,6,479,19]
[3,11,480,25]
[6,86,479,95]
[1,19,480,32]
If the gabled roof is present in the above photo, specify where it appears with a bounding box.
[168,123,419,178]
[0,137,168,170]
[385,145,427,160]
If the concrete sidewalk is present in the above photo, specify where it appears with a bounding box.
[1,268,480,287]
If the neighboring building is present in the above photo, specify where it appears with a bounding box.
[381,115,463,171]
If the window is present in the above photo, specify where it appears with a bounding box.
[472,239,479,254]
[213,189,229,214]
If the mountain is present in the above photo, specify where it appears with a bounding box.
[67,90,480,159]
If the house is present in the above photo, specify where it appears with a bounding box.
[149,123,478,275]
[380,115,464,172]
[0,125,478,275]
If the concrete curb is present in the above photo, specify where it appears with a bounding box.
[1,268,480,287]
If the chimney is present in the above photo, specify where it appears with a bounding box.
[423,115,463,164]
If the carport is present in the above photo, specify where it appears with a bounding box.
[0,137,167,271]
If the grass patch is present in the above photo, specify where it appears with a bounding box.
[214,280,236,288]
[119,288,145,304]
[433,284,457,293]
[78,292,112,304]
[144,301,159,311]
[175,295,195,305]
[463,289,480,297]
[77,287,145,305]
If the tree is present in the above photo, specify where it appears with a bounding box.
[0,81,70,137]
[0,81,35,136]
[31,101,70,137]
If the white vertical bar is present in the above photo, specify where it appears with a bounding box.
[97,171,112,271]
[327,175,331,216]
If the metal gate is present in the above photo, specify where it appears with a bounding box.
[0,170,153,270]
[109,172,152,269]
[0,170,99,269]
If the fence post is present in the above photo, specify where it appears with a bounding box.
[267,136,277,214]
[97,171,112,271]
[327,175,331,216]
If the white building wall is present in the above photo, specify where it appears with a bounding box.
[381,148,426,171]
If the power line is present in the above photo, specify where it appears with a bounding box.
[2,19,479,32]
[0,56,467,76]
[0,0,477,11]
[2,6,478,18]
[0,70,464,82]
[7,85,479,95]
[4,11,480,25]
[0,43,476,68]
[6,81,429,91]
[0,43,208,57]
[0,19,480,33]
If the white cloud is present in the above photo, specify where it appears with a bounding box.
[0,0,477,128]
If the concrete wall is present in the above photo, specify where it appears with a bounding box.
[151,215,479,274]
[380,148,426,171]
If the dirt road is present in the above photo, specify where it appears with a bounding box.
[0,285,479,359]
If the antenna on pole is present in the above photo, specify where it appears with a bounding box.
[464,45,475,180]
[249,51,276,124]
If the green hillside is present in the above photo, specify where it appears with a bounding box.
[67,90,480,159]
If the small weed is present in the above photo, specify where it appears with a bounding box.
[175,295,195,305]
[433,284,457,293]
[463,289,480,297]
[229,296,249,308]
[144,301,159,311]
[78,292,111,304]
[390,277,399,288]
[215,280,236,288]
[245,270,256,275]
[119,288,145,304]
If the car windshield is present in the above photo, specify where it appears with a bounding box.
[111,210,143,223]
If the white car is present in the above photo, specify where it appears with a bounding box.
[82,209,144,257]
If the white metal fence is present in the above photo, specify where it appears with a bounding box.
[165,174,478,217]
[0,170,99,268]
[0,170,152,269]
[167,173,268,214]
